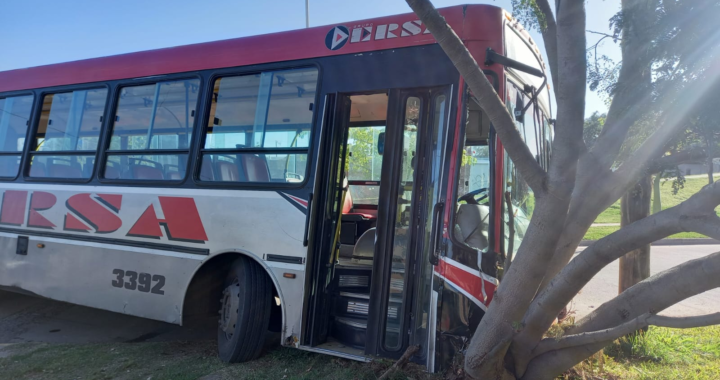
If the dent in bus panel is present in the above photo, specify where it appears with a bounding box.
[104,154,187,180]
[199,153,307,183]
[204,68,317,150]
[0,95,34,178]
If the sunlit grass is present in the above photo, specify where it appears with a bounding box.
[569,325,720,380]
[586,175,720,240]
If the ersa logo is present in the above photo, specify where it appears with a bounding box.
[324,20,430,51]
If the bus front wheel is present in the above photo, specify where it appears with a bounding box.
[217,257,272,363]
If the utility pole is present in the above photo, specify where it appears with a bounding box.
[305,0,310,28]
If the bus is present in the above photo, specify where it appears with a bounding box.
[0,4,551,372]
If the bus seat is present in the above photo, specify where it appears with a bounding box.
[30,162,46,177]
[352,227,375,265]
[48,163,83,178]
[342,187,375,221]
[241,154,270,182]
[199,157,215,181]
[217,161,241,181]
[131,165,164,180]
[104,165,121,179]
[455,204,490,250]
[166,171,182,180]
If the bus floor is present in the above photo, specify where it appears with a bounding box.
[307,337,368,361]
[0,289,219,345]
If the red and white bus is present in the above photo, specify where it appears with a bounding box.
[0,4,550,371]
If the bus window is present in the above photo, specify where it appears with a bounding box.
[504,84,536,258]
[104,79,199,180]
[0,95,33,178]
[347,125,385,205]
[454,97,491,253]
[29,88,107,179]
[200,67,318,183]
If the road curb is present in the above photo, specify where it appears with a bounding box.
[579,238,720,246]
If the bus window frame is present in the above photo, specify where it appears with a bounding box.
[192,64,322,189]
[97,74,203,186]
[0,92,36,182]
[24,84,111,184]
[447,70,499,262]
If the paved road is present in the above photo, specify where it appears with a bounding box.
[572,244,720,319]
[0,244,718,351]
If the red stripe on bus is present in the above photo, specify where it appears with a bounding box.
[0,6,508,93]
[436,258,496,306]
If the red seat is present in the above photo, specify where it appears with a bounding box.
[241,154,270,182]
[131,165,164,180]
[342,188,375,221]
[217,161,241,181]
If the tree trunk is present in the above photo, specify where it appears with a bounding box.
[707,140,714,184]
[619,175,652,293]
[652,173,662,214]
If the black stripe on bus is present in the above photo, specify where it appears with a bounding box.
[265,254,304,265]
[0,227,209,256]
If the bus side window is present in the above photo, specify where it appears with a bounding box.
[454,98,491,253]
[199,68,318,184]
[103,79,200,181]
[503,83,538,259]
[29,88,107,179]
[0,95,34,178]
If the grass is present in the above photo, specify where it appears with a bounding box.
[584,175,720,240]
[0,340,440,380]
[569,325,720,380]
[1,329,717,380]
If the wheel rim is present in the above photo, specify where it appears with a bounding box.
[219,279,241,339]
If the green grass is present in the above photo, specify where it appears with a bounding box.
[569,325,720,380]
[0,340,439,380]
[585,175,720,240]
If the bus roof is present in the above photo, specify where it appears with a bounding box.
[0,4,505,93]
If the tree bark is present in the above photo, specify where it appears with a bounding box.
[652,173,662,214]
[619,175,651,293]
[523,251,720,379]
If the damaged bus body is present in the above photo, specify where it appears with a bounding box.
[0,4,550,371]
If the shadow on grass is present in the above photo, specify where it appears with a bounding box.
[0,339,444,380]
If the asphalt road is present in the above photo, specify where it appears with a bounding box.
[572,244,720,319]
[0,244,718,351]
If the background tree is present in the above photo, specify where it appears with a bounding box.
[406,0,720,378]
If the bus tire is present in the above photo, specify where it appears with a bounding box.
[217,257,273,363]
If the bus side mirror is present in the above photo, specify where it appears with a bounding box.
[377,132,385,155]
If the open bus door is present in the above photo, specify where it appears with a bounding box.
[304,86,453,367]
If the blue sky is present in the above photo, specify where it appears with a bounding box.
[0,0,620,117]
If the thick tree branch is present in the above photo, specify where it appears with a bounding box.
[532,312,720,358]
[647,148,707,173]
[513,182,720,375]
[406,0,548,194]
[522,250,720,379]
[540,70,713,288]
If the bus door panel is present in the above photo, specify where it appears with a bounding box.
[365,86,452,364]
[304,93,351,346]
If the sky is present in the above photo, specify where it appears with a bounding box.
[0,0,621,117]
